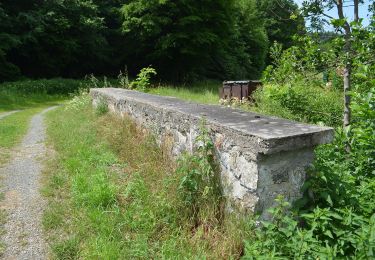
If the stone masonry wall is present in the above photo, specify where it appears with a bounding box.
[91,88,334,218]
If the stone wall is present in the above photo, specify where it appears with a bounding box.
[91,88,334,218]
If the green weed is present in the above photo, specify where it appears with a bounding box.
[176,120,223,223]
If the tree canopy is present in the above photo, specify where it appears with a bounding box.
[0,0,304,83]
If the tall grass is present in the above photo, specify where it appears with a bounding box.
[43,97,252,259]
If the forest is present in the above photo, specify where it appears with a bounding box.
[0,0,303,82]
[0,0,374,259]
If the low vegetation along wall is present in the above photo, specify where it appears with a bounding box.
[91,88,334,218]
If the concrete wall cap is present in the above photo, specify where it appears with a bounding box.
[90,88,334,154]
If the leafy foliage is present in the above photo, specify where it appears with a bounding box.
[0,0,307,82]
[121,0,269,81]
[130,66,157,92]
[252,83,342,126]
[243,196,375,259]
[257,0,305,63]
[177,120,222,221]
[243,16,375,259]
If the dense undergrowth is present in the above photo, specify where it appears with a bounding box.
[251,83,343,127]
[240,33,375,257]
[35,63,372,258]
[243,88,375,258]
[43,95,252,259]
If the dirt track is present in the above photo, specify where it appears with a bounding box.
[0,107,56,259]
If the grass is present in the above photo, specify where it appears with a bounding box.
[148,81,220,105]
[0,78,81,162]
[43,96,252,259]
[0,209,6,255]
[0,78,84,112]
[0,94,64,113]
[0,106,61,165]
[0,108,43,148]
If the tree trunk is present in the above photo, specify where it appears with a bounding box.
[354,0,359,22]
[343,66,351,127]
[336,0,352,128]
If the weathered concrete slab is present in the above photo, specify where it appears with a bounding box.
[91,88,334,218]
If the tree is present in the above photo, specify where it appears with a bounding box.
[0,0,110,79]
[0,3,21,81]
[302,0,366,128]
[0,0,270,82]
[257,0,305,50]
[121,0,235,81]
[121,0,268,82]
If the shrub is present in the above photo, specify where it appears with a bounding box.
[130,67,157,92]
[243,196,375,259]
[243,87,375,259]
[118,67,130,89]
[252,83,343,126]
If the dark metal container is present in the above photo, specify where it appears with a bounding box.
[219,80,262,100]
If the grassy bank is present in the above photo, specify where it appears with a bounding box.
[43,96,251,259]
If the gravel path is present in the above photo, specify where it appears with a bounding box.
[0,110,20,120]
[0,106,57,259]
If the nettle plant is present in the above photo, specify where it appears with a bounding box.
[176,120,222,221]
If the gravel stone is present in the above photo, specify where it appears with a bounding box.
[0,106,57,259]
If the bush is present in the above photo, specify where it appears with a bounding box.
[130,67,157,92]
[243,196,375,259]
[243,87,375,259]
[252,83,343,126]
